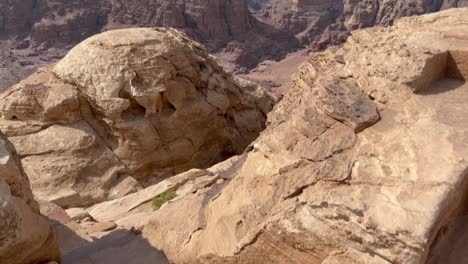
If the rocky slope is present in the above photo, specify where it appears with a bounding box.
[130,8,468,263]
[0,0,251,51]
[3,7,465,264]
[3,0,465,91]
[0,0,293,85]
[49,9,468,263]
[0,132,61,264]
[254,0,468,50]
[0,28,274,208]
[248,0,271,10]
[109,0,253,51]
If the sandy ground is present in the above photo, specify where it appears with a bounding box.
[241,49,309,97]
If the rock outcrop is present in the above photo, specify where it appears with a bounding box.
[0,28,274,208]
[0,0,110,48]
[248,0,270,10]
[140,8,468,263]
[4,0,465,91]
[0,132,61,264]
[109,0,253,51]
[254,0,465,49]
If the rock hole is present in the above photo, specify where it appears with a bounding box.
[410,50,467,94]
[446,50,468,81]
[119,89,146,119]
[160,92,176,112]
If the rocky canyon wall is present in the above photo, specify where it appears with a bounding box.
[140,8,468,263]
[0,133,61,264]
[254,0,466,49]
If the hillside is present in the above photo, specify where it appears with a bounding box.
[1,0,466,91]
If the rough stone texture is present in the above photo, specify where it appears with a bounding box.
[109,0,253,51]
[0,132,61,264]
[254,0,466,50]
[0,0,292,77]
[248,0,270,10]
[66,207,92,222]
[0,0,110,47]
[4,0,465,91]
[88,169,212,223]
[442,0,468,7]
[0,28,274,208]
[141,8,468,263]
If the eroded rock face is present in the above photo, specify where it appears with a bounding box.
[141,8,468,263]
[0,0,110,47]
[0,132,61,264]
[1,0,466,91]
[0,28,274,208]
[109,0,253,51]
[254,0,461,49]
[442,0,468,7]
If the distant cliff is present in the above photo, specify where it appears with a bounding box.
[0,0,466,90]
[253,0,467,49]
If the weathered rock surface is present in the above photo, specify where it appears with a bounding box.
[0,28,274,208]
[0,132,61,264]
[139,8,468,263]
[248,0,270,10]
[0,0,110,47]
[0,0,291,76]
[109,0,253,51]
[4,0,465,91]
[254,0,465,50]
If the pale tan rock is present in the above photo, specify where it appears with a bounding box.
[115,212,153,230]
[0,133,61,264]
[88,169,212,223]
[86,222,117,234]
[0,28,274,208]
[88,180,175,223]
[141,8,468,264]
[207,155,242,175]
[66,208,92,222]
[39,199,72,224]
[108,176,142,200]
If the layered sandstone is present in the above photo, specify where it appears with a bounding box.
[0,28,274,208]
[140,8,468,263]
[254,0,467,49]
[0,132,61,264]
[109,0,253,51]
[1,0,466,92]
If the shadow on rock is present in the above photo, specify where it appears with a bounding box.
[54,223,169,264]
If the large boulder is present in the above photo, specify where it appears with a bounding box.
[141,8,468,263]
[0,28,275,208]
[0,132,61,264]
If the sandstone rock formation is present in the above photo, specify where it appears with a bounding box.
[109,0,253,50]
[0,28,274,208]
[248,0,270,10]
[0,0,110,47]
[0,132,61,264]
[4,0,465,91]
[139,8,468,263]
[442,0,468,7]
[254,0,465,49]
